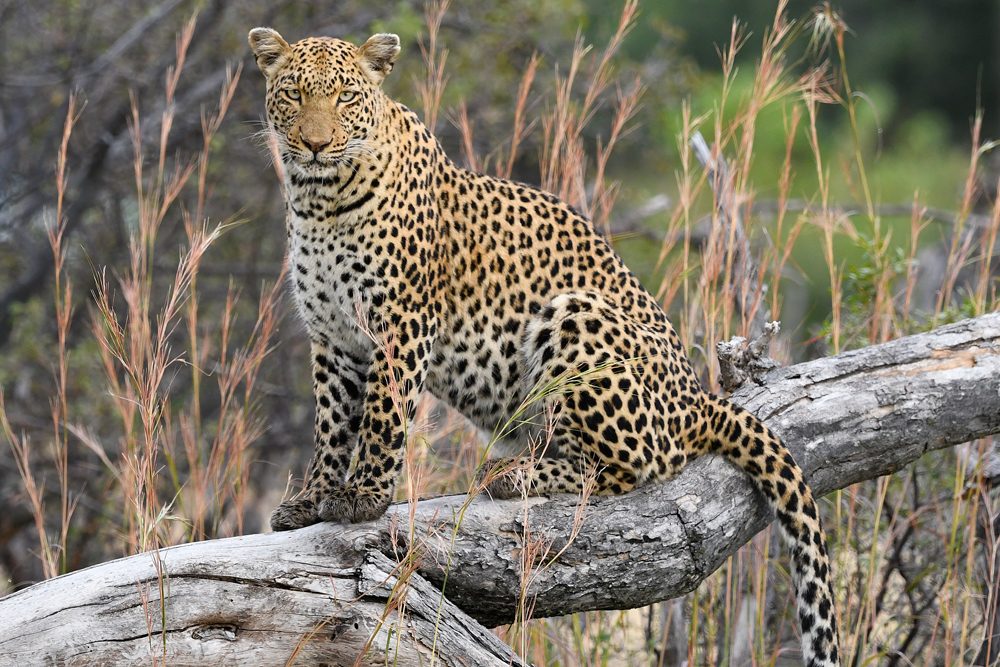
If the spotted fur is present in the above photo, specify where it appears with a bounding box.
[248,28,840,666]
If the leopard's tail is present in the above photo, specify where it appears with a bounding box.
[702,395,840,667]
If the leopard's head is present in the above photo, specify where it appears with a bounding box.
[248,28,400,175]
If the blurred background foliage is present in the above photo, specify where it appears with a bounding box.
[1,0,998,663]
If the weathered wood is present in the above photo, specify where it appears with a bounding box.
[0,523,526,666]
[1,313,998,664]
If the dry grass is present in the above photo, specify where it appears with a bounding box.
[2,12,282,577]
[2,1,998,666]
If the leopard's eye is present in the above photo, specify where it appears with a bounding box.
[285,88,301,101]
[338,90,357,103]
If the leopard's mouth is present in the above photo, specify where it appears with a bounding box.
[284,152,345,174]
[285,148,350,170]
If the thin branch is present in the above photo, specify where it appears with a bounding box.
[691,130,771,336]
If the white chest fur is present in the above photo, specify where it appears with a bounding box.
[286,190,375,355]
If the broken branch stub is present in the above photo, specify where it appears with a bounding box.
[716,320,782,392]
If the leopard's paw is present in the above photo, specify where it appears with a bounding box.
[269,497,319,532]
[476,461,526,499]
[317,484,391,523]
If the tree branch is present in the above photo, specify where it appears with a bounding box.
[1,313,998,664]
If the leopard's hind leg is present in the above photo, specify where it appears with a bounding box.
[479,292,666,498]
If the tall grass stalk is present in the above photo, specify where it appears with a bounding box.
[3,13,283,582]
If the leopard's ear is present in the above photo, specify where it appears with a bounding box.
[248,27,291,79]
[357,33,400,85]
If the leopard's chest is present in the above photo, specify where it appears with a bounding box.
[287,209,378,353]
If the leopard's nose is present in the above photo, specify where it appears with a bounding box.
[302,136,331,154]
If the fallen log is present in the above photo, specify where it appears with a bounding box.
[1,313,998,664]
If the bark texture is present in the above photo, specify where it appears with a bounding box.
[1,313,998,664]
[0,524,526,666]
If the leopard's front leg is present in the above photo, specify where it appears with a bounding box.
[270,339,367,531]
[317,307,436,523]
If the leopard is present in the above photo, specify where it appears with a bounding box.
[248,27,840,667]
